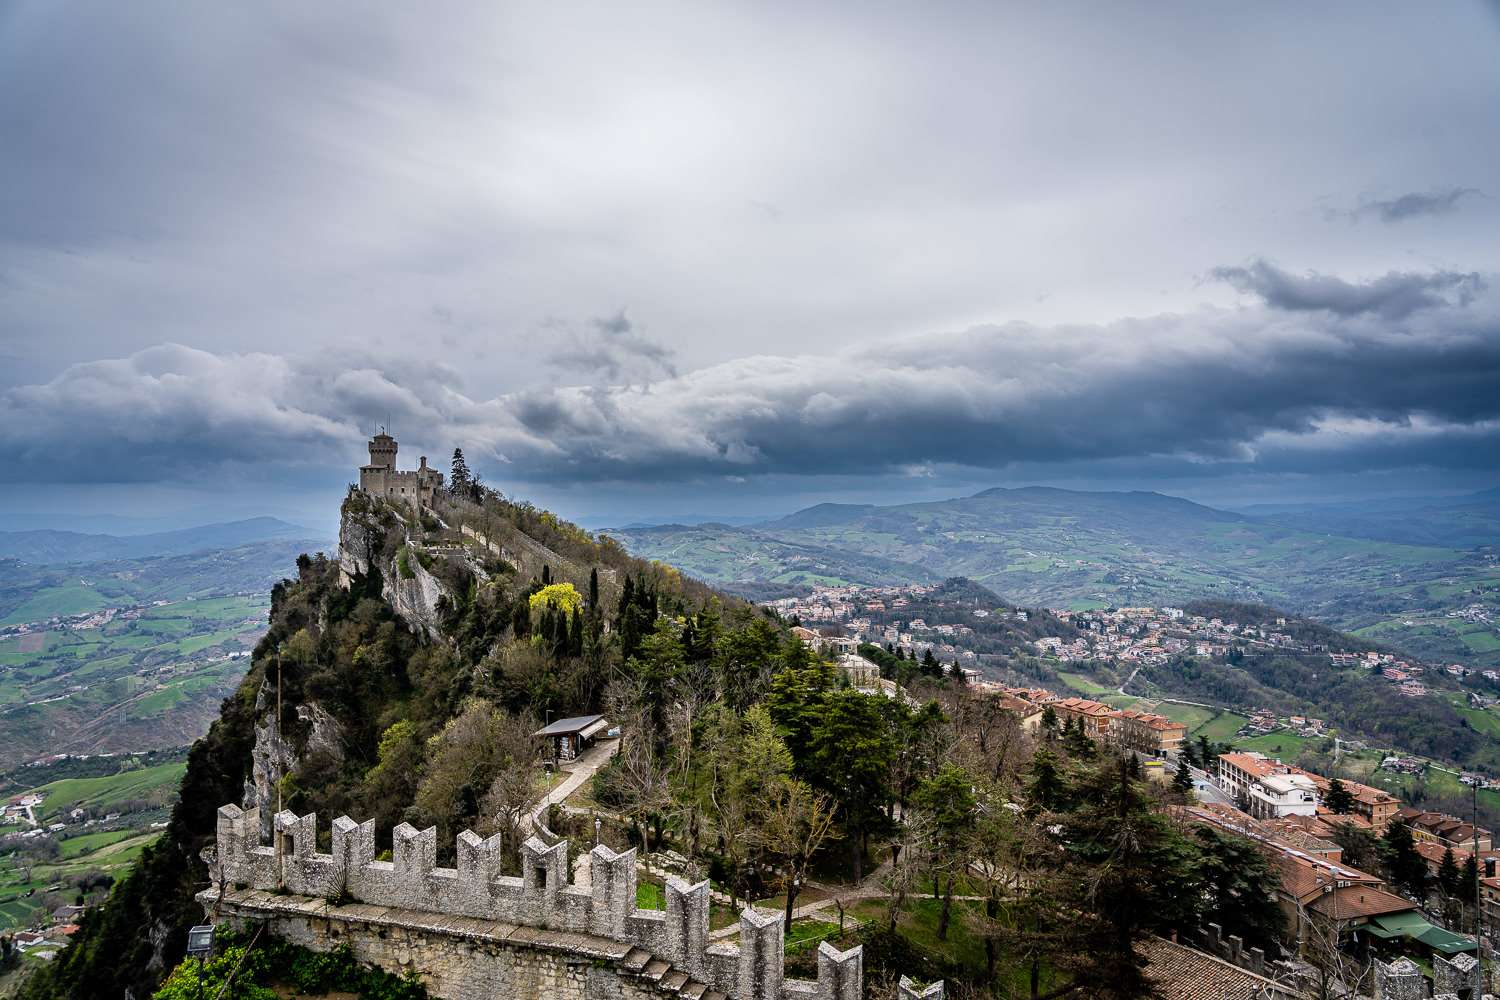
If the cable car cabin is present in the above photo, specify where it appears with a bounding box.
[533,714,610,762]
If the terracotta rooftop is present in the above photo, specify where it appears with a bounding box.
[1138,936,1305,999]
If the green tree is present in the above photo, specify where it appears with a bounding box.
[1040,704,1058,739]
[1329,820,1379,872]
[912,763,978,940]
[1060,756,1203,998]
[1192,826,1285,950]
[1172,762,1194,797]
[806,691,896,880]
[1438,847,1460,897]
[448,448,472,498]
[1380,821,1428,900]
[1324,777,1354,815]
[1025,748,1067,815]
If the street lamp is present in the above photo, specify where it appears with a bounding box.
[186,924,214,1000]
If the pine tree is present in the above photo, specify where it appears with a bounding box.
[588,567,599,609]
[449,448,472,496]
[1172,762,1194,796]
[1438,847,1461,897]
[1324,777,1354,815]
[1380,821,1428,900]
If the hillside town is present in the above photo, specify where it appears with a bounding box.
[780,611,1500,991]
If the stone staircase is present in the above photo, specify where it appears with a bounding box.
[620,947,726,1000]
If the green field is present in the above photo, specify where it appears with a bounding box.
[1057,672,1115,696]
[1192,710,1249,744]
[32,761,187,821]
[0,591,268,769]
[1152,702,1216,732]
[1231,731,1320,758]
[0,761,184,932]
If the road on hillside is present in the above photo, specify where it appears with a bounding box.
[1164,757,1234,807]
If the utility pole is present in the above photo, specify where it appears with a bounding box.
[1474,778,1485,990]
[275,645,284,890]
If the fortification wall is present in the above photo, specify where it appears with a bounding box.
[208,803,900,1000]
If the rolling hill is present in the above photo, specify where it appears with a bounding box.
[0,517,309,564]
[608,486,1500,666]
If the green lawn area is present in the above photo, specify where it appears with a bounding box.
[1459,706,1500,740]
[1057,672,1115,696]
[1193,710,1249,743]
[636,881,664,910]
[785,919,841,955]
[1231,731,1318,759]
[1153,702,1215,732]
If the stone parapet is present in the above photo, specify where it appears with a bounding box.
[209,802,916,1000]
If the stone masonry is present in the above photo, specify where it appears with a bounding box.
[204,803,926,1000]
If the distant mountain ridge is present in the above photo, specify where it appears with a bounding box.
[608,483,1500,668]
[0,517,312,564]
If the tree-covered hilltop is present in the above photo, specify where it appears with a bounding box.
[17,479,1300,1000]
[17,485,769,1000]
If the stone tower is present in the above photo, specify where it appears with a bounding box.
[368,431,397,470]
[358,432,443,509]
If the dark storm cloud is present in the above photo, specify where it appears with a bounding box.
[1337,187,1485,224]
[1211,259,1485,319]
[5,265,1498,487]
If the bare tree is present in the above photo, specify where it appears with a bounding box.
[478,709,543,871]
[609,680,673,878]
[758,780,840,929]
[1293,899,1374,1000]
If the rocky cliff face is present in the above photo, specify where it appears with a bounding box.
[336,487,459,638]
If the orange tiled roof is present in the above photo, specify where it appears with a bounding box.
[1138,936,1302,1000]
[1306,883,1415,921]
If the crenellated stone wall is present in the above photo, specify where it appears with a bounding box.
[206,803,916,1000]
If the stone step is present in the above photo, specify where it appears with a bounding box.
[678,981,707,1000]
[642,958,671,981]
[659,970,689,992]
[621,948,653,973]
[702,991,727,1000]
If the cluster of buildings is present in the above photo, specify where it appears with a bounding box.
[1215,752,1400,826]
[1242,710,1328,739]
[765,582,939,626]
[1183,802,1480,968]
[969,686,1190,758]
[9,907,85,961]
[1036,606,1309,666]
[773,584,985,667]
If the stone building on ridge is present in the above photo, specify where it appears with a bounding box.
[359,431,443,508]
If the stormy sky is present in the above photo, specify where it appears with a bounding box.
[3,2,1499,530]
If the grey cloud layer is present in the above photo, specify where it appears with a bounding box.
[1340,187,1486,224]
[5,267,1498,486]
[1210,259,1485,319]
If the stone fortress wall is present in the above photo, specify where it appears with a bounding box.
[205,803,941,1000]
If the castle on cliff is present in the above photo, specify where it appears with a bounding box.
[358,431,443,508]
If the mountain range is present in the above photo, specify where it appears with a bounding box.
[0,517,309,564]
[606,486,1500,667]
